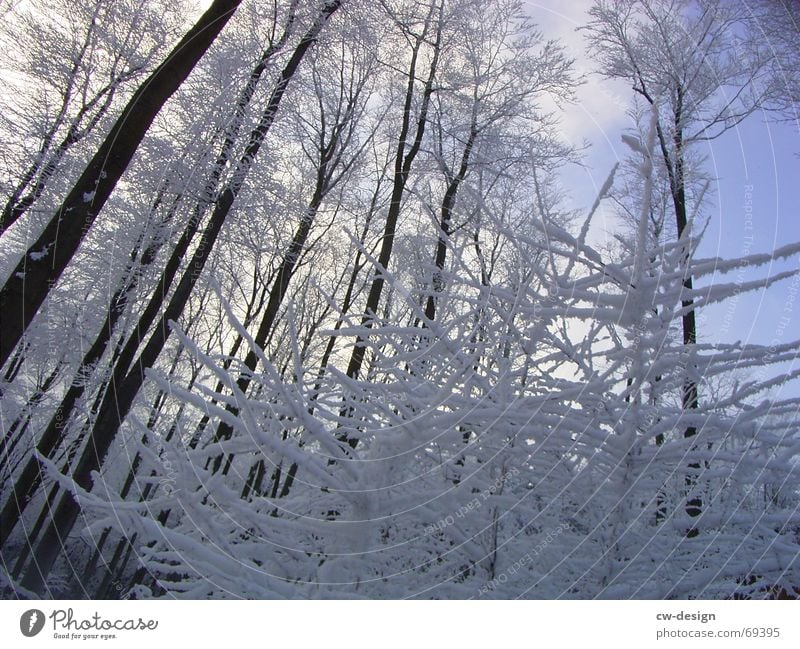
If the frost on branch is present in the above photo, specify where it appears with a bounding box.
[89,130,800,597]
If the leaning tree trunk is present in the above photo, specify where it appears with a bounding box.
[0,195,173,548]
[344,2,443,390]
[210,96,361,475]
[274,174,384,499]
[0,0,244,369]
[1,9,299,553]
[424,120,477,322]
[212,186,331,475]
[18,0,343,595]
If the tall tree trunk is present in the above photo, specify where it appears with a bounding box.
[636,84,701,535]
[212,155,337,475]
[343,2,443,390]
[669,97,701,536]
[275,173,384,499]
[335,3,443,457]
[424,120,477,322]
[89,362,198,598]
[18,0,343,594]
[0,196,172,547]
[0,0,244,369]
[1,12,299,550]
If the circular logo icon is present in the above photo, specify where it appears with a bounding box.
[20,609,45,637]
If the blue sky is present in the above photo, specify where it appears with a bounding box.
[528,0,800,395]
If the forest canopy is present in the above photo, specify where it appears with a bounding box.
[0,0,798,600]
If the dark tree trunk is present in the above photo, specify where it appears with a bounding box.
[335,3,443,457]
[670,101,702,536]
[636,83,701,535]
[344,2,443,390]
[18,0,343,594]
[0,0,244,369]
[2,5,298,551]
[0,201,172,547]
[211,172,331,475]
[424,121,477,322]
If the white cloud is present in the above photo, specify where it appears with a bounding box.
[526,0,632,145]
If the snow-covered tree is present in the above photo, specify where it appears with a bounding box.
[1,0,797,601]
